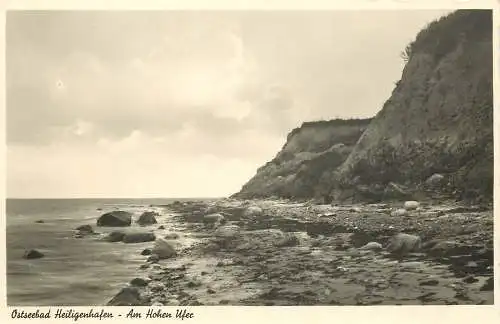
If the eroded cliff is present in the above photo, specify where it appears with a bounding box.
[234,10,493,204]
[233,119,371,199]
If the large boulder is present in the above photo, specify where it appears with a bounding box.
[137,211,159,225]
[97,211,132,227]
[386,233,422,255]
[107,287,143,306]
[23,249,44,259]
[122,232,156,244]
[129,277,149,287]
[151,238,177,259]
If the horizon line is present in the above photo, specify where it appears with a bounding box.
[5,196,228,200]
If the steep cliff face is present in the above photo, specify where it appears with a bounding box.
[329,9,493,203]
[234,10,493,203]
[233,119,371,199]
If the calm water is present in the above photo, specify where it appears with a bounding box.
[6,198,206,306]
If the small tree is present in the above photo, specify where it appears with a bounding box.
[400,43,413,63]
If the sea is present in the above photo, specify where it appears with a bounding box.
[6,198,208,306]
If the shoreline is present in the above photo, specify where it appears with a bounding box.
[104,197,494,306]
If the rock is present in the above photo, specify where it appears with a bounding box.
[151,302,164,306]
[137,211,159,225]
[23,249,44,259]
[463,276,479,284]
[75,224,94,234]
[216,259,235,267]
[214,225,240,239]
[141,248,152,256]
[130,278,149,287]
[122,232,156,244]
[149,281,165,292]
[158,225,165,230]
[184,210,205,223]
[219,300,230,305]
[164,233,180,240]
[359,242,383,251]
[419,279,439,286]
[107,287,142,306]
[391,209,408,217]
[97,211,132,227]
[204,205,219,214]
[165,299,180,306]
[479,277,493,291]
[203,213,225,225]
[319,212,336,218]
[465,261,478,269]
[425,173,445,186]
[187,300,203,306]
[186,279,202,288]
[151,238,177,259]
[105,231,126,242]
[147,255,160,263]
[35,220,45,224]
[386,233,422,255]
[207,288,216,294]
[152,266,164,274]
[275,233,300,247]
[243,206,263,217]
[403,201,420,211]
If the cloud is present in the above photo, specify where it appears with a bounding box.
[7,14,282,146]
[7,130,282,198]
[6,10,452,197]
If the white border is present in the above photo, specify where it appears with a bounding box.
[1,1,498,324]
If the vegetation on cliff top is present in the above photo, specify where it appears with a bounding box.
[401,9,492,63]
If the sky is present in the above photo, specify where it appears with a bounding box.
[7,10,453,198]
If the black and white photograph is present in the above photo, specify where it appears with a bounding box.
[6,8,494,307]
